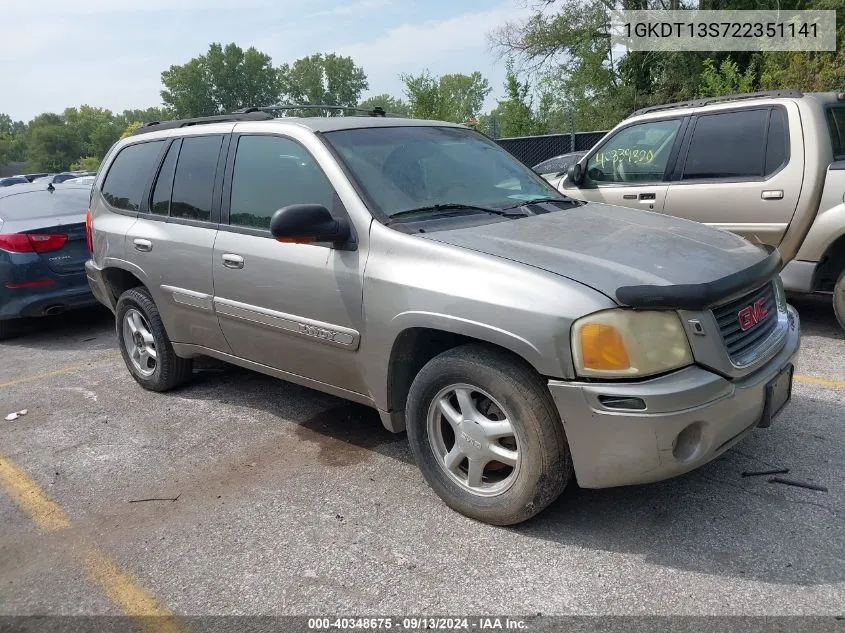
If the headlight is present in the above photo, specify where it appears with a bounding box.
[571,309,693,378]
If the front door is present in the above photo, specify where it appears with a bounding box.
[560,117,686,214]
[212,133,368,395]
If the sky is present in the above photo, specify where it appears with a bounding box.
[0,0,535,122]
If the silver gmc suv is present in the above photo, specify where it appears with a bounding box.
[85,110,800,525]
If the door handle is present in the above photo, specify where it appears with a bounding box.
[133,238,152,252]
[638,193,656,201]
[222,253,244,269]
[761,190,784,200]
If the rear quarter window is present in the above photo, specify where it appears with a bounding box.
[101,140,166,212]
[826,106,845,160]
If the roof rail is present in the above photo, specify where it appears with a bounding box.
[130,103,405,137]
[233,104,402,118]
[629,90,805,118]
[131,111,274,135]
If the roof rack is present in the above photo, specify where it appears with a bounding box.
[131,111,274,135]
[233,104,399,118]
[629,90,805,118]
[130,104,407,136]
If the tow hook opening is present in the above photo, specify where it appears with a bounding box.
[597,395,647,411]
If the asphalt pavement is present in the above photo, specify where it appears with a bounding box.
[0,296,842,622]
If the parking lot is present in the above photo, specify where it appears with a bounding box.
[0,296,843,621]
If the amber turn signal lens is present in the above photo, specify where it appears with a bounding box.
[579,323,631,371]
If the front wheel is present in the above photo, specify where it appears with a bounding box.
[115,287,193,392]
[406,344,572,525]
[834,269,845,333]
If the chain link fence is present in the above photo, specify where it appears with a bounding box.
[496,132,608,168]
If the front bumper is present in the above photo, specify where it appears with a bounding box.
[549,306,800,489]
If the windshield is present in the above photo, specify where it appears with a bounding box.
[322,125,567,219]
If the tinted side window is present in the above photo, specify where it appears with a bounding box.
[585,119,681,184]
[826,106,845,160]
[150,140,180,216]
[170,135,223,222]
[765,108,789,176]
[229,135,336,230]
[682,110,767,180]
[101,141,165,211]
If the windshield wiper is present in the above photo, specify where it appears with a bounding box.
[387,203,527,224]
[500,197,576,211]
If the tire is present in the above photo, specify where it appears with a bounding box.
[406,344,572,525]
[115,287,193,392]
[834,269,845,333]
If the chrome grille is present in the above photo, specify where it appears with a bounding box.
[713,282,778,363]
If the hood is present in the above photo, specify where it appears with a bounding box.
[422,202,780,310]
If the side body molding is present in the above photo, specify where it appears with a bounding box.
[213,296,361,349]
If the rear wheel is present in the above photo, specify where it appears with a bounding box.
[834,270,845,333]
[116,287,192,391]
[406,344,572,525]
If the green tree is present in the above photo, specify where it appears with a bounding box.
[279,53,369,114]
[401,70,491,122]
[491,0,845,133]
[490,0,635,131]
[758,0,845,92]
[698,58,756,97]
[70,156,101,171]
[25,113,81,172]
[63,105,122,159]
[120,122,144,139]
[357,94,410,116]
[0,114,27,164]
[487,59,543,138]
[0,113,14,136]
[118,107,173,127]
[161,43,281,118]
[0,133,11,167]
[400,71,441,119]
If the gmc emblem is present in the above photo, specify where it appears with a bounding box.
[738,298,768,332]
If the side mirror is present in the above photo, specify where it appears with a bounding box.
[566,163,583,186]
[270,204,351,247]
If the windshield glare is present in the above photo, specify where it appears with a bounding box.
[323,126,565,218]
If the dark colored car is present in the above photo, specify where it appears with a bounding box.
[33,173,80,185]
[0,183,98,339]
[532,151,587,177]
[0,177,29,188]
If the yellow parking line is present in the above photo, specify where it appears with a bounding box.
[0,457,71,531]
[794,374,845,390]
[0,353,120,390]
[0,455,188,633]
[85,549,186,633]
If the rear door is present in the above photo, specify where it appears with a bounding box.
[124,134,232,353]
[559,117,686,213]
[662,104,803,248]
